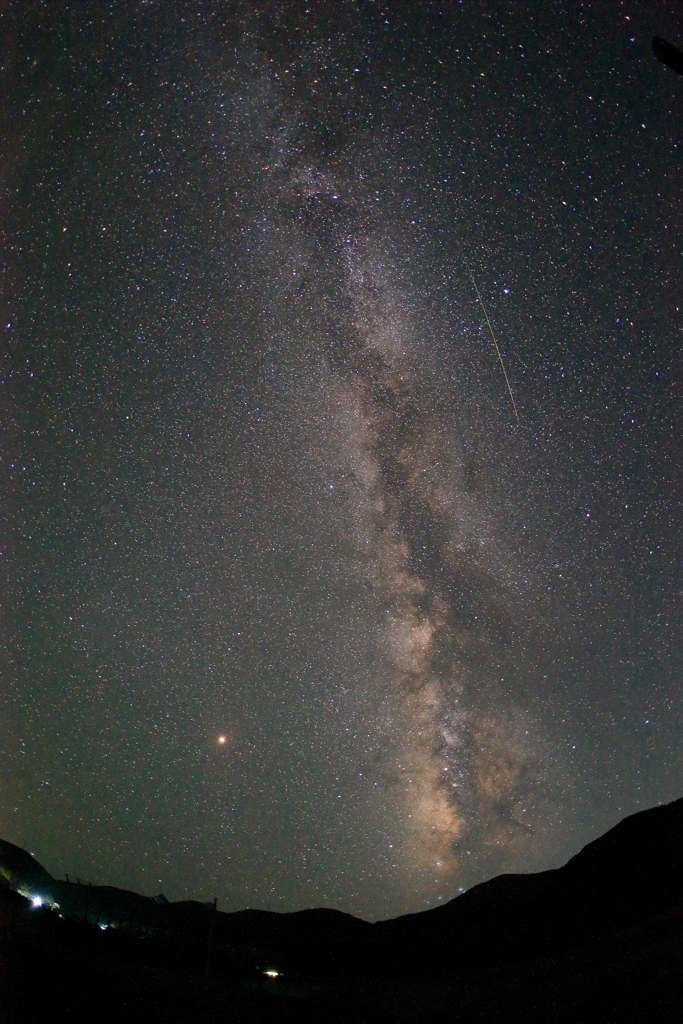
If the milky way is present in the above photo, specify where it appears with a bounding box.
[223,40,567,898]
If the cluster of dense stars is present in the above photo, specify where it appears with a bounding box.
[1,2,682,920]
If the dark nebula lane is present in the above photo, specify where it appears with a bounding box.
[2,2,682,920]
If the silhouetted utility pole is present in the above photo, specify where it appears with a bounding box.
[83,881,93,924]
[204,897,218,986]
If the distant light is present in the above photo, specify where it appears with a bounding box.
[264,970,279,978]
[31,897,43,908]
[100,924,108,930]
[218,736,226,744]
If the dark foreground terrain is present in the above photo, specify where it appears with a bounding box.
[2,798,682,1023]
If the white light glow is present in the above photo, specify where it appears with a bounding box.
[31,896,43,908]
[264,970,279,978]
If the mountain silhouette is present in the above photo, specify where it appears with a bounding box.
[1,797,682,1022]
[363,795,683,973]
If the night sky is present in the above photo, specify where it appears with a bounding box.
[2,1,682,922]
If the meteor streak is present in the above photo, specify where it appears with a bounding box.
[457,241,520,425]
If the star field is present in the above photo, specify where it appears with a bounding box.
[1,1,682,921]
